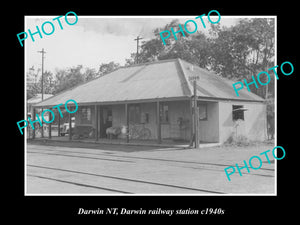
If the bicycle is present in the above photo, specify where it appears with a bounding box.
[27,123,43,138]
[128,123,151,140]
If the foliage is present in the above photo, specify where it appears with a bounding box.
[27,70,54,99]
[125,18,275,100]
[54,65,85,94]
[123,18,275,139]
[224,134,252,147]
[27,18,275,137]
[84,68,98,82]
[208,18,275,98]
[27,61,120,98]
[98,61,120,76]
[28,18,275,100]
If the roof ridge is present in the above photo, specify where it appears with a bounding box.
[33,57,265,108]
[120,58,179,69]
[176,58,193,96]
[178,59,265,101]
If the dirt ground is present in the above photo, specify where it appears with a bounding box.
[26,140,276,195]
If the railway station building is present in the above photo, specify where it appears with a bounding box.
[32,58,267,146]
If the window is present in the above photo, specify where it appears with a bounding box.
[199,103,207,120]
[129,104,141,124]
[232,105,245,121]
[141,112,149,124]
[160,103,169,123]
[81,106,92,124]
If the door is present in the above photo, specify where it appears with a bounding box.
[100,107,112,138]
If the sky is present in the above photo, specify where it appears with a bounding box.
[25,15,239,77]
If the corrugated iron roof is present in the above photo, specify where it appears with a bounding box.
[27,94,53,104]
[179,59,264,101]
[34,58,264,107]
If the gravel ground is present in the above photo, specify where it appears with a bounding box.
[26,140,276,195]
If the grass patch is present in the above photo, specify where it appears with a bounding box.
[223,134,274,148]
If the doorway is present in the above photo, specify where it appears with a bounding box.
[100,106,112,138]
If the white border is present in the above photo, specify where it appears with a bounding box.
[24,15,277,196]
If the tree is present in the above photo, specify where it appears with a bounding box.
[27,70,55,99]
[125,53,136,66]
[208,18,275,139]
[84,68,98,82]
[98,61,120,76]
[126,18,275,100]
[54,65,85,94]
[27,82,40,100]
[53,63,118,94]
[158,31,211,69]
[124,18,275,139]
[125,19,211,69]
[138,38,164,63]
[209,18,275,98]
[42,71,55,94]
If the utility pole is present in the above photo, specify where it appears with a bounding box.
[193,79,199,148]
[37,48,46,138]
[37,48,46,101]
[134,36,143,64]
[189,76,199,148]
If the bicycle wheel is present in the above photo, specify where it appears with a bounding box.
[35,127,42,137]
[128,126,138,139]
[139,128,151,140]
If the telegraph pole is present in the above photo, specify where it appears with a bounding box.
[189,75,199,148]
[193,78,199,148]
[134,36,143,64]
[38,48,46,101]
[37,48,46,138]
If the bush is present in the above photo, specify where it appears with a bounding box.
[72,126,95,139]
[224,133,251,147]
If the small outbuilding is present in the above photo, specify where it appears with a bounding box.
[32,58,267,146]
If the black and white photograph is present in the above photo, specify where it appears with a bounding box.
[23,15,276,195]
[13,6,297,220]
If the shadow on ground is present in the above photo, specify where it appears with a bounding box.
[27,139,188,153]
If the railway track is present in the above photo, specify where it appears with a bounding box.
[26,146,275,194]
[27,164,225,194]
